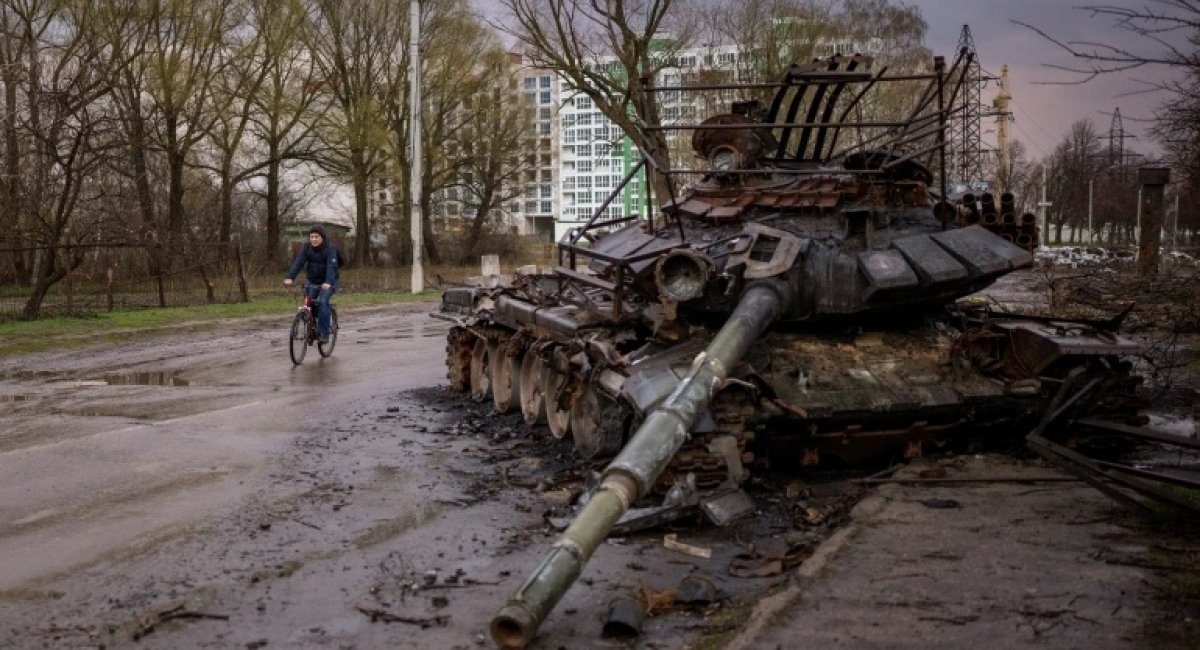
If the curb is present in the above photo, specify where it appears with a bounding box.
[721,492,890,650]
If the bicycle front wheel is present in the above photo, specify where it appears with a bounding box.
[318,308,338,357]
[289,312,309,365]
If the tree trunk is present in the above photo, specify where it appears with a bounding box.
[128,107,157,234]
[266,153,281,266]
[463,187,494,264]
[420,162,438,264]
[350,146,370,264]
[166,120,186,259]
[22,248,65,320]
[219,159,234,247]
[1,70,21,282]
[1137,177,1166,277]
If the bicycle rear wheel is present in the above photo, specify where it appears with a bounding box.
[289,312,309,365]
[318,308,338,357]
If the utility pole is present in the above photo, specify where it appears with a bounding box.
[409,0,425,294]
[1137,167,1170,277]
[1038,165,1052,246]
[1087,178,1093,244]
[1173,194,1180,250]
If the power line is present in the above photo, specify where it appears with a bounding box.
[1010,99,1056,144]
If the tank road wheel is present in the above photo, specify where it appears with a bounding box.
[469,338,495,402]
[445,326,473,393]
[518,349,547,426]
[569,387,627,459]
[541,365,572,439]
[491,341,522,414]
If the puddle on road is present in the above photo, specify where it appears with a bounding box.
[97,371,192,387]
[0,370,62,382]
[388,323,449,340]
[1,369,195,387]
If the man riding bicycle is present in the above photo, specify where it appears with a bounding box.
[284,225,340,344]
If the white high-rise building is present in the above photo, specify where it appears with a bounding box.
[433,37,892,244]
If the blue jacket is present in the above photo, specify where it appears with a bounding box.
[287,227,340,288]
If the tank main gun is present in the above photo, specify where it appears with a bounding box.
[490,280,790,648]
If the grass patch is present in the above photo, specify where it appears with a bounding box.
[0,290,440,357]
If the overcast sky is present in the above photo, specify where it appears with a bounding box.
[471,1,1188,160]
[909,0,1180,160]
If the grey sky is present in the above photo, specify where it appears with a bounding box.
[910,0,1180,160]
[470,0,1187,159]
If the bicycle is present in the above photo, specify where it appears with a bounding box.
[289,287,339,365]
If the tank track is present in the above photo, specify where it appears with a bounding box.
[447,323,758,488]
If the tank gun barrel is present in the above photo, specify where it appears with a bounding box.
[490,280,791,648]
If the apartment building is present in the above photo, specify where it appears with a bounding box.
[429,35,889,244]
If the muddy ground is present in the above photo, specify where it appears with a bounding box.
[0,302,851,649]
[0,261,1197,649]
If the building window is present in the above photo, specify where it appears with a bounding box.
[563,177,575,190]
[523,77,536,90]
[577,96,592,110]
[540,90,551,104]
[540,200,552,213]
[539,75,551,89]
[577,160,592,173]
[540,185,552,198]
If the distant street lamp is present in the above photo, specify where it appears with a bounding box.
[409,0,424,294]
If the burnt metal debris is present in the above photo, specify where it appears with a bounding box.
[432,52,1151,648]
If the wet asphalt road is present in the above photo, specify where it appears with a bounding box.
[0,303,775,649]
[0,306,447,595]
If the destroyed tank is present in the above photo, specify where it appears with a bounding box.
[431,53,1144,647]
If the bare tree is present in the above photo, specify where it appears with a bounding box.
[1043,120,1111,244]
[200,0,327,264]
[499,0,701,205]
[90,0,236,268]
[303,0,402,263]
[244,0,328,265]
[705,0,835,94]
[1017,2,1199,243]
[379,0,487,266]
[144,0,236,254]
[4,0,122,317]
[1015,3,1199,85]
[992,139,1028,199]
[453,49,536,262]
